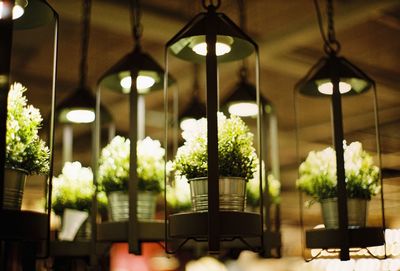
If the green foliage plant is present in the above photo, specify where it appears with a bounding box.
[296,141,380,205]
[6,83,50,175]
[173,112,258,181]
[52,161,107,216]
[98,136,165,194]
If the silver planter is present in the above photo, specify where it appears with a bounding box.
[189,177,246,212]
[321,198,368,229]
[3,168,27,210]
[107,191,157,221]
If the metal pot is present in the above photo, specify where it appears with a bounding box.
[3,168,27,210]
[107,191,157,221]
[321,198,368,229]
[189,177,246,212]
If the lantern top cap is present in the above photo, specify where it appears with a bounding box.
[295,54,374,97]
[98,46,174,93]
[166,4,257,63]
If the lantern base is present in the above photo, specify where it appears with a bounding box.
[50,241,109,257]
[97,220,164,242]
[305,227,384,249]
[168,211,261,239]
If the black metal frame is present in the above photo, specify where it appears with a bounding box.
[294,54,386,261]
[0,0,58,267]
[164,3,267,255]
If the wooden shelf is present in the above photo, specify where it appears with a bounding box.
[0,210,47,241]
[306,227,384,249]
[97,220,164,242]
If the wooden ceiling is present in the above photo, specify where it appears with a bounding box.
[10,0,400,238]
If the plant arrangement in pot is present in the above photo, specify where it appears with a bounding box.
[173,112,258,212]
[52,161,107,240]
[4,82,50,210]
[166,173,192,213]
[246,170,280,209]
[98,135,165,221]
[296,141,380,229]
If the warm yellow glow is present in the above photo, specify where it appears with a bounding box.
[228,102,258,117]
[192,42,231,56]
[318,81,352,95]
[120,75,155,94]
[0,1,25,20]
[66,109,95,123]
[180,118,197,131]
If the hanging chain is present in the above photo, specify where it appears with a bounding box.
[79,0,91,88]
[130,0,143,45]
[325,0,340,54]
[202,0,221,10]
[238,0,248,78]
[313,0,340,55]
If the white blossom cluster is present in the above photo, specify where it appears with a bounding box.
[247,163,281,206]
[296,141,380,202]
[173,112,258,181]
[98,136,165,193]
[52,161,95,215]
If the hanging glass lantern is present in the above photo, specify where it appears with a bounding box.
[295,0,385,262]
[94,0,173,255]
[164,0,265,255]
[0,0,58,262]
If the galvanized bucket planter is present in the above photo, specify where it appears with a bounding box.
[107,191,158,221]
[321,198,368,229]
[3,168,28,210]
[189,177,246,212]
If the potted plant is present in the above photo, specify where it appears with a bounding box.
[173,112,258,212]
[166,175,192,213]
[247,170,280,208]
[98,135,165,221]
[52,161,107,240]
[4,82,50,210]
[296,141,380,229]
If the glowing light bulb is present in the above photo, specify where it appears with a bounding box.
[120,75,155,93]
[180,118,197,131]
[66,109,95,123]
[228,102,258,117]
[0,1,25,20]
[317,81,352,95]
[192,42,231,56]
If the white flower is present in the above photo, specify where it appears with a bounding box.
[296,141,380,201]
[52,161,95,215]
[98,135,165,193]
[174,112,257,180]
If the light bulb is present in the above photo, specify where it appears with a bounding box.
[228,102,258,117]
[317,81,352,95]
[180,118,197,131]
[0,1,25,20]
[66,109,95,123]
[120,75,155,94]
[192,42,231,56]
